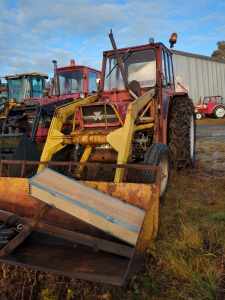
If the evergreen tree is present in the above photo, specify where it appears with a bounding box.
[211,41,225,59]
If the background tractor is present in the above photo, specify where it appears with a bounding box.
[0,61,101,160]
[0,72,49,132]
[194,95,225,119]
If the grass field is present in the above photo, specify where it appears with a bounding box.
[0,118,225,300]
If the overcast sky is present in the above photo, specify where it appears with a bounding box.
[0,0,224,79]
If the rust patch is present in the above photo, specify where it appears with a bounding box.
[81,181,153,210]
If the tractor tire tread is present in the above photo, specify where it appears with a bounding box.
[168,97,196,169]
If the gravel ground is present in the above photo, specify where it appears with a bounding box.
[196,117,225,139]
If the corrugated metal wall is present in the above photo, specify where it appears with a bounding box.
[172,50,225,103]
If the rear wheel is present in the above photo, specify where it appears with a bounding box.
[168,97,196,169]
[143,142,171,196]
[213,106,225,118]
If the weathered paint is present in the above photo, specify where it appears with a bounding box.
[0,176,160,285]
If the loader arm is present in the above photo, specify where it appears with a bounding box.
[107,88,156,182]
[38,94,99,172]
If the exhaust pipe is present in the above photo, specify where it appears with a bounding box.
[52,60,60,97]
[109,30,138,99]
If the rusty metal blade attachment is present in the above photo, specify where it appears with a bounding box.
[0,161,160,285]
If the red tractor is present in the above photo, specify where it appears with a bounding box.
[194,95,225,119]
[0,60,101,160]
[39,31,196,196]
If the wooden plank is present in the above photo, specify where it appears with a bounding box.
[30,185,139,245]
[30,169,145,229]
[29,168,147,245]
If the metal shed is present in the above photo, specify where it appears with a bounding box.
[172,50,225,103]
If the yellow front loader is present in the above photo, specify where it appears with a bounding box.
[0,91,161,285]
[0,31,195,285]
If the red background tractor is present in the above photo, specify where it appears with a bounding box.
[194,95,225,119]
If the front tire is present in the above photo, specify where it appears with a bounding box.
[143,142,171,197]
[168,97,196,169]
[195,112,202,120]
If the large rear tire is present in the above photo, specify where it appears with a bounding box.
[213,106,225,118]
[168,97,196,169]
[143,142,171,197]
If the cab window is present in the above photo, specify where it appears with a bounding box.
[162,50,174,88]
[89,72,98,92]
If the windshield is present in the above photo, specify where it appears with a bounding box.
[30,77,46,97]
[104,49,156,91]
[8,77,26,103]
[8,76,46,103]
[53,70,84,95]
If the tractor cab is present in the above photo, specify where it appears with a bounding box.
[100,36,176,104]
[5,73,48,104]
[51,60,101,101]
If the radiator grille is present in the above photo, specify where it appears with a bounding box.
[82,105,119,124]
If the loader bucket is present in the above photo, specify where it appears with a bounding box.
[0,161,161,286]
[0,133,41,161]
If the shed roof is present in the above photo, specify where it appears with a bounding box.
[172,50,225,65]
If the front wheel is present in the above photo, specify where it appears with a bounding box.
[213,106,225,118]
[195,112,202,120]
[142,142,171,197]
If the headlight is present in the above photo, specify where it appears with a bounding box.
[79,92,86,99]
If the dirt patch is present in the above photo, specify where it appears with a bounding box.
[196,117,225,138]
[196,118,225,177]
